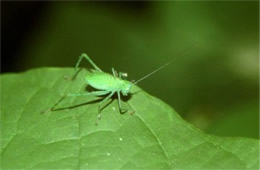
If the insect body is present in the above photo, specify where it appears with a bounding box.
[85,71,131,96]
[44,54,134,125]
[43,45,196,125]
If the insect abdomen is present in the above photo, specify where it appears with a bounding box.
[85,72,126,91]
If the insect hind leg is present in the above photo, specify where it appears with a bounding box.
[66,53,103,80]
[41,91,110,114]
[76,53,103,72]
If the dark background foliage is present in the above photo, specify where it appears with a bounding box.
[2,1,259,138]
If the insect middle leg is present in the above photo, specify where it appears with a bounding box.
[96,91,115,125]
[112,68,127,79]
[112,68,118,77]
[116,91,128,114]
[68,91,116,125]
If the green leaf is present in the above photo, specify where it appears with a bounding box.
[1,68,259,169]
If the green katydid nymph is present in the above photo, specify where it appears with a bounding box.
[43,45,196,125]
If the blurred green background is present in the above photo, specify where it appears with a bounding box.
[2,1,259,139]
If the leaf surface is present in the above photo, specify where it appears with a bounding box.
[1,68,259,169]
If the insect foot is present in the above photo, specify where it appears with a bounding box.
[41,109,51,114]
[129,110,136,115]
[95,114,102,126]
[63,75,74,81]
[120,109,128,114]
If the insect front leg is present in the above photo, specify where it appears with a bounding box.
[119,72,128,79]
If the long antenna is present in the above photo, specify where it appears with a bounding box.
[134,43,198,84]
